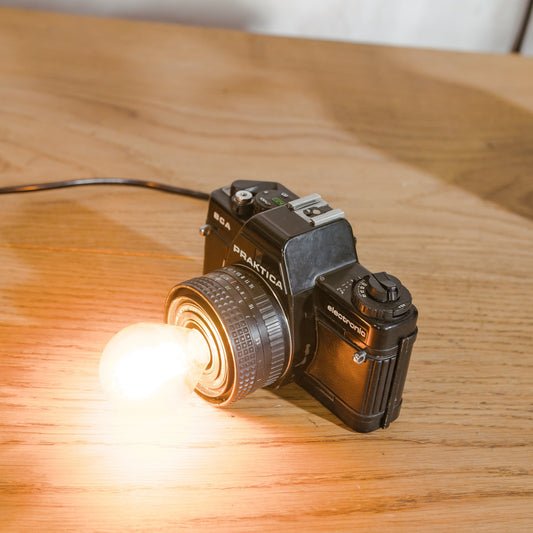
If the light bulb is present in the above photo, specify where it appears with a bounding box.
[99,323,210,404]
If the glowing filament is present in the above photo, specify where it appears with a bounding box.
[99,323,210,403]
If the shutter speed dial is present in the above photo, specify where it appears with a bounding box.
[352,272,412,320]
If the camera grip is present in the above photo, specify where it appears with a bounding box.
[299,323,417,432]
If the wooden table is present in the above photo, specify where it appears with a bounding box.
[0,8,532,532]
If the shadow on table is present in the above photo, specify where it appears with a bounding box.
[0,197,201,331]
[310,47,533,220]
[268,382,354,431]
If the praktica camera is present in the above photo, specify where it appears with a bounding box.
[165,180,418,432]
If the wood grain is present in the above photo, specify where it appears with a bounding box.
[0,8,532,532]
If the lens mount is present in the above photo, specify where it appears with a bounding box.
[165,265,290,406]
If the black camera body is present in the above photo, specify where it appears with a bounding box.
[166,180,417,432]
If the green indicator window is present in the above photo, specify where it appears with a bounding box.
[272,197,285,206]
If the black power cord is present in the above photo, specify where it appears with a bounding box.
[0,178,210,200]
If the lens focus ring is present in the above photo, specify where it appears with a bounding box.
[165,265,290,405]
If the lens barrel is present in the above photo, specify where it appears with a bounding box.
[165,265,290,405]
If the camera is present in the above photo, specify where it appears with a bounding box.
[165,180,418,432]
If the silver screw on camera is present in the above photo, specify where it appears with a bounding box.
[199,224,212,236]
[353,351,367,364]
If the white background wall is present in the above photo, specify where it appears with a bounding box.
[1,0,532,54]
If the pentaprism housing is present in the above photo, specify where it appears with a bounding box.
[165,180,418,432]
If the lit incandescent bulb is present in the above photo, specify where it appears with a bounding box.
[99,323,210,404]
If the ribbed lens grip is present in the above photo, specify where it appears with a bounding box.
[248,288,286,387]
[166,265,290,405]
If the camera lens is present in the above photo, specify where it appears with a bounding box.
[165,265,290,405]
